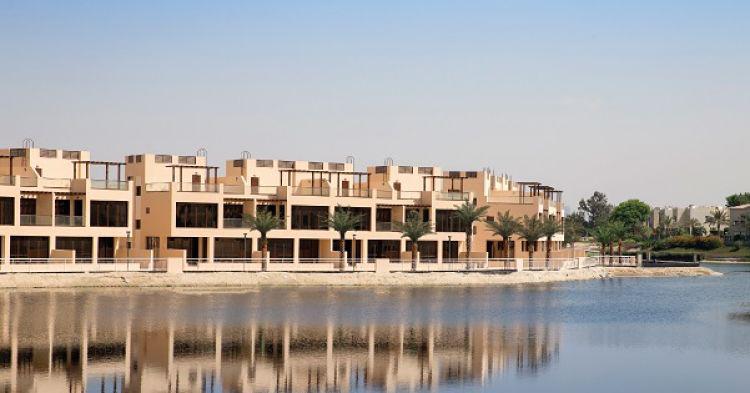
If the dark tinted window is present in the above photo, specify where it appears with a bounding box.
[90,201,128,227]
[176,203,217,228]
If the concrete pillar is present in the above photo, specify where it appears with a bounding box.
[1,235,9,265]
[207,236,215,263]
[91,236,99,265]
[436,240,443,264]
[361,239,368,264]
[293,238,300,264]
[516,258,524,272]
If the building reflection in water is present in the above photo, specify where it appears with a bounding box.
[0,291,560,392]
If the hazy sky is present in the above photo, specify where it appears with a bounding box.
[2,1,748,208]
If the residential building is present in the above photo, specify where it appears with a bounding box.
[1,145,569,266]
[728,204,750,241]
[650,205,723,234]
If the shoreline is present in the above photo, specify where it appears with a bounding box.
[0,266,720,289]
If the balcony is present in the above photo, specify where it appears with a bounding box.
[55,215,84,227]
[39,178,71,189]
[437,191,469,201]
[176,183,218,193]
[0,176,14,186]
[19,177,38,187]
[339,189,370,198]
[145,182,170,192]
[20,215,52,226]
[91,180,128,190]
[397,191,422,200]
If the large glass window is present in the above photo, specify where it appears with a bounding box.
[0,197,13,225]
[291,206,328,230]
[406,240,438,259]
[436,210,462,232]
[367,240,401,259]
[90,201,128,227]
[176,203,217,228]
[214,237,251,259]
[55,237,93,259]
[10,236,49,259]
[334,206,371,231]
[267,239,294,258]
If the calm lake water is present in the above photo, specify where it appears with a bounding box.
[0,263,748,392]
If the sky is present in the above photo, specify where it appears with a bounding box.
[1,1,748,209]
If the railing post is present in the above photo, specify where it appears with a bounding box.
[516,258,524,272]
[262,254,269,272]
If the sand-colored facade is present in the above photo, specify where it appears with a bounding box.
[1,145,569,266]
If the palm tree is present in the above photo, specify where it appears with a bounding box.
[658,216,675,239]
[324,206,362,269]
[591,224,613,264]
[541,216,563,264]
[454,201,490,257]
[517,215,545,260]
[610,221,627,257]
[705,208,728,237]
[243,210,281,260]
[684,218,703,236]
[484,211,520,258]
[394,211,433,270]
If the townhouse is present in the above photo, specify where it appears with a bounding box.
[1,144,568,265]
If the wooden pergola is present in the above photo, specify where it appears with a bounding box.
[167,164,219,184]
[279,169,370,197]
[422,174,469,193]
[73,160,125,182]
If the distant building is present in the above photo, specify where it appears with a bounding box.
[728,204,750,241]
[650,205,724,233]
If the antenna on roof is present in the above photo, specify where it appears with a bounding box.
[345,155,355,170]
[384,157,394,166]
[240,151,251,159]
[22,138,34,148]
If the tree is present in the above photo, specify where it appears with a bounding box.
[541,216,563,264]
[610,199,651,236]
[454,201,490,256]
[609,221,627,256]
[578,191,613,230]
[484,211,520,258]
[683,218,704,236]
[564,217,583,247]
[726,193,750,207]
[705,208,728,237]
[324,206,362,268]
[394,211,433,270]
[243,210,281,259]
[517,215,545,260]
[591,224,613,261]
[657,215,676,239]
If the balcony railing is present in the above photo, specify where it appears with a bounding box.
[19,177,38,187]
[223,217,249,228]
[397,191,422,200]
[250,186,280,196]
[40,178,71,189]
[339,189,370,198]
[293,187,330,197]
[0,176,12,186]
[223,185,245,195]
[55,215,84,227]
[177,183,219,192]
[20,215,52,226]
[145,182,170,192]
[437,191,469,201]
[376,222,399,232]
[91,180,128,190]
[376,189,393,199]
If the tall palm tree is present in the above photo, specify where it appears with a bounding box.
[610,221,627,256]
[324,206,362,269]
[243,210,281,259]
[541,216,563,261]
[484,211,520,258]
[517,215,545,260]
[658,216,675,239]
[591,224,613,262]
[705,208,728,237]
[454,201,490,257]
[394,211,433,270]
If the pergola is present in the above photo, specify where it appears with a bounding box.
[0,155,19,178]
[167,164,219,184]
[279,169,370,196]
[422,174,469,193]
[73,160,125,182]
[516,181,541,203]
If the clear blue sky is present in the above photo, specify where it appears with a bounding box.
[1,1,748,208]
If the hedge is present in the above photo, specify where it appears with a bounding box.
[654,235,723,251]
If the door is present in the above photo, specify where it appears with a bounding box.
[341,180,350,196]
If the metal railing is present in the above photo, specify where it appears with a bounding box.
[376,222,399,232]
[91,180,129,190]
[4,258,166,273]
[436,191,469,201]
[55,215,84,227]
[20,215,52,226]
[250,186,280,196]
[587,255,638,267]
[177,183,218,192]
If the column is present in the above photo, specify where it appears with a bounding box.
[436,240,443,264]
[91,236,99,265]
[293,238,300,264]
[207,236,215,263]
[360,239,368,264]
[1,235,9,265]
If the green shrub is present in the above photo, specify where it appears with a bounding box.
[654,235,723,251]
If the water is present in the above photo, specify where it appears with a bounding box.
[0,263,748,392]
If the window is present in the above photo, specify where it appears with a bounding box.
[267,239,294,258]
[146,237,160,250]
[214,237,251,259]
[406,241,437,259]
[291,206,328,230]
[9,149,26,157]
[40,149,57,158]
[375,166,387,174]
[167,237,202,258]
[135,219,141,230]
[449,171,461,178]
[178,156,196,164]
[10,236,49,259]
[278,160,295,169]
[0,197,14,225]
[367,240,400,258]
[62,150,81,159]
[98,237,115,259]
[136,186,141,196]
[398,166,413,174]
[127,155,134,163]
[223,204,243,219]
[176,203,218,228]
[436,209,462,232]
[328,162,345,171]
[20,198,36,215]
[256,159,273,167]
[466,171,477,178]
[155,155,172,163]
[146,207,150,214]
[233,159,243,167]
[55,200,70,216]
[55,237,93,259]
[136,155,143,163]
[418,167,433,175]
[90,201,128,227]
[309,162,323,170]
[334,206,371,231]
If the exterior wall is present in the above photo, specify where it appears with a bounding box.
[728,204,750,240]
